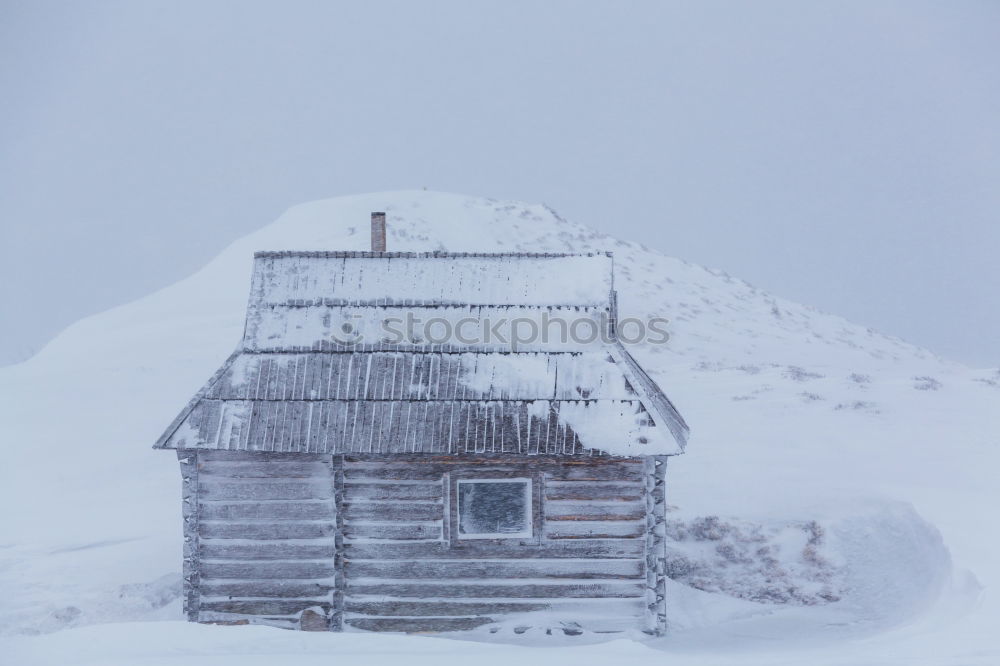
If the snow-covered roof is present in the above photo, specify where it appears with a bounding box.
[155,251,688,456]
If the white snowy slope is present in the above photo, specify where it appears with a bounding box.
[1,191,997,664]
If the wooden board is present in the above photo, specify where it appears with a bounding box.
[201,560,337,580]
[345,581,645,598]
[345,617,495,632]
[201,581,335,598]
[346,559,643,580]
[200,501,334,521]
[200,521,336,540]
[200,541,337,560]
[200,481,333,501]
[199,599,330,616]
[343,539,644,560]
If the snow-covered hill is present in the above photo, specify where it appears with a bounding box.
[1,191,997,663]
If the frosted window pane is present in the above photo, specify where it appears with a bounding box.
[457,480,530,537]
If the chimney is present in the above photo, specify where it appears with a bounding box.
[370,212,386,252]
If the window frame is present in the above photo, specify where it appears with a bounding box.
[454,477,533,540]
[447,472,541,544]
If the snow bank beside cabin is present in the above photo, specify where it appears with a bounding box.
[663,501,951,626]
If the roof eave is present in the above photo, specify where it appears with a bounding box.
[610,342,689,454]
[153,349,242,450]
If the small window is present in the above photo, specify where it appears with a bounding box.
[456,478,532,539]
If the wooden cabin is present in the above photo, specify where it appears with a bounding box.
[154,221,689,635]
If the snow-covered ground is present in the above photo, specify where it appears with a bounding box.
[1,191,997,664]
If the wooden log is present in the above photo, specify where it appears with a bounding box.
[344,466,444,481]
[199,615,255,626]
[532,472,544,544]
[544,482,643,502]
[544,464,643,482]
[345,617,494,632]
[543,521,645,539]
[344,461,643,483]
[345,559,643,580]
[199,501,334,521]
[201,561,336,580]
[331,454,345,631]
[178,451,200,622]
[543,501,646,521]
[344,482,443,501]
[343,539,644,560]
[199,481,333,501]
[344,598,645,617]
[200,521,336,540]
[200,541,337,560]
[345,600,550,617]
[441,471,452,542]
[198,450,328,463]
[199,599,331,616]
[345,581,644,598]
[198,460,327,479]
[201,581,334,598]
[343,502,442,522]
[343,523,442,541]
[644,456,668,636]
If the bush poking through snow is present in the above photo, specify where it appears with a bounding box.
[848,373,871,386]
[834,400,880,414]
[912,376,942,391]
[784,366,824,382]
[664,516,844,606]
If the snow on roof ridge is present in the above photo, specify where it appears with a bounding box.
[246,251,617,315]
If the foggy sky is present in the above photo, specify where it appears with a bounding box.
[1,0,998,366]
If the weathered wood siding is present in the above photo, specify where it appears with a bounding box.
[189,451,340,629]
[342,456,650,633]
[644,456,668,635]
[181,452,666,634]
[178,451,199,621]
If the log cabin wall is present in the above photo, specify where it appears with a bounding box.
[180,452,667,634]
[341,455,655,633]
[184,451,342,629]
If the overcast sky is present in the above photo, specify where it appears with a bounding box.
[1,1,998,367]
